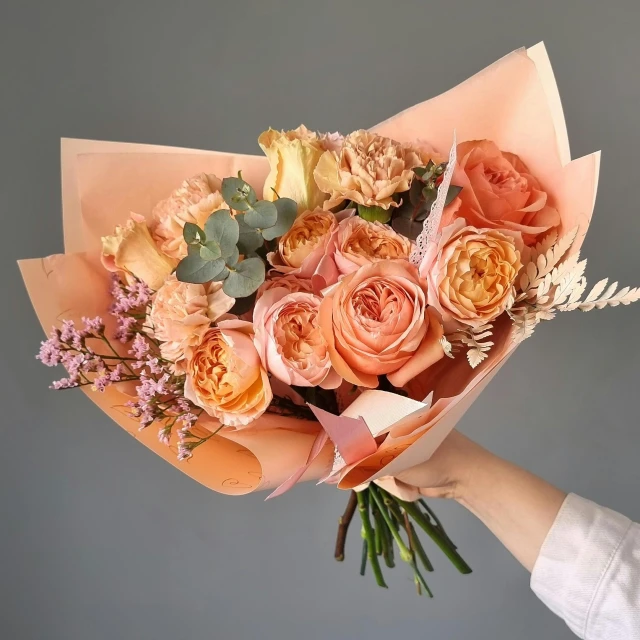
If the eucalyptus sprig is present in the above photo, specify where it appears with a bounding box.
[392,161,462,240]
[174,172,297,298]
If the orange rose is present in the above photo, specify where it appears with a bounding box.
[453,140,559,243]
[419,219,522,329]
[183,320,272,428]
[318,260,444,389]
[256,273,314,299]
[314,130,422,210]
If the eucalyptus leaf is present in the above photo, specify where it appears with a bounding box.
[357,203,392,224]
[236,213,265,254]
[222,257,266,298]
[409,179,424,207]
[211,266,230,282]
[204,210,239,257]
[444,184,463,206]
[221,176,257,211]
[176,254,226,284]
[244,200,278,229]
[392,216,425,241]
[413,166,428,178]
[261,197,297,240]
[199,241,222,262]
[225,245,240,267]
[183,222,204,245]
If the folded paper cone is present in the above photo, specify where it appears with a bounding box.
[20,43,599,495]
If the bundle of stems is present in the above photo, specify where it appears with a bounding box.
[334,485,471,596]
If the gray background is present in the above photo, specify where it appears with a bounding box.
[2,1,640,638]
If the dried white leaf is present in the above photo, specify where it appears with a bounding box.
[467,348,487,368]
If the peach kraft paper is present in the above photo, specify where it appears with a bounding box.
[19,43,600,497]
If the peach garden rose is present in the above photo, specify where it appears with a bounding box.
[318,260,445,389]
[419,218,523,329]
[452,140,560,243]
[183,320,272,428]
[253,289,341,389]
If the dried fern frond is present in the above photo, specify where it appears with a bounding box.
[446,324,494,368]
[557,279,640,312]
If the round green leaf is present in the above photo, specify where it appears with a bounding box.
[176,254,226,284]
[357,203,392,224]
[222,257,266,298]
[236,214,265,254]
[225,245,240,267]
[261,197,297,241]
[199,241,222,261]
[204,210,239,257]
[183,222,204,245]
[244,200,278,229]
[221,176,257,211]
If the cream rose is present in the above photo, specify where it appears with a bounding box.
[318,260,445,389]
[183,320,272,428]
[419,219,523,329]
[148,275,235,373]
[253,289,341,389]
[259,125,330,213]
[454,140,560,243]
[314,130,422,210]
[328,215,413,276]
[101,215,176,290]
[151,173,229,259]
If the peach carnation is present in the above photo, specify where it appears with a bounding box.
[151,173,229,259]
[314,130,422,210]
[149,275,234,373]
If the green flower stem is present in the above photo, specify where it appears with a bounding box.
[360,538,368,576]
[372,502,385,556]
[356,491,387,588]
[420,498,458,550]
[368,486,412,563]
[399,498,472,574]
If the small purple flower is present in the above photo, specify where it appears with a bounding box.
[37,336,62,367]
[81,316,105,335]
[129,333,150,360]
[51,376,79,390]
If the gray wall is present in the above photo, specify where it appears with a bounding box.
[2,1,640,639]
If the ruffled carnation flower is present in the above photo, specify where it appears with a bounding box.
[151,173,229,259]
[253,289,341,389]
[318,260,445,389]
[327,214,413,276]
[314,130,422,210]
[259,125,331,213]
[452,140,560,243]
[149,275,234,373]
[419,218,523,329]
[183,321,272,428]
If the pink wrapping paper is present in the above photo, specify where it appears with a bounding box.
[19,43,600,496]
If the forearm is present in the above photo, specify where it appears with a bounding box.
[452,436,566,571]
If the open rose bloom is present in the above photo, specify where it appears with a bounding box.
[21,44,638,593]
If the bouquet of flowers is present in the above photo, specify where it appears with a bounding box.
[21,43,640,596]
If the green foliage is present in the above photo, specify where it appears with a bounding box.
[174,174,298,298]
[357,203,392,224]
[391,161,463,241]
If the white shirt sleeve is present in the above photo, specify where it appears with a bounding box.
[531,493,640,640]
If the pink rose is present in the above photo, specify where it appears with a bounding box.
[327,215,413,277]
[256,273,314,300]
[318,260,445,389]
[453,140,560,244]
[183,320,272,428]
[253,289,341,389]
[419,219,523,329]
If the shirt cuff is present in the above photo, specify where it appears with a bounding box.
[530,493,632,639]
